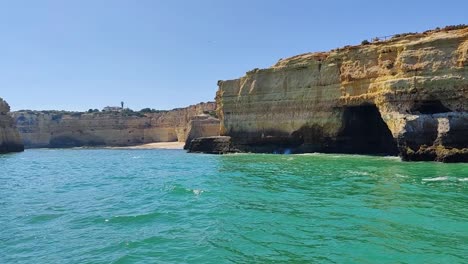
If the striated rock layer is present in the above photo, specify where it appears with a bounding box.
[188,136,236,154]
[12,102,219,148]
[183,115,221,149]
[214,27,468,162]
[0,98,24,153]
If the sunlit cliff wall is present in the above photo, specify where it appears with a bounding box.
[0,98,24,153]
[215,27,468,162]
[12,102,218,148]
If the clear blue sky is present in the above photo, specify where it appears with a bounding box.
[1,0,466,111]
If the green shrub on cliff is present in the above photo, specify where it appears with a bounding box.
[122,108,145,117]
[203,110,218,118]
[139,108,168,114]
[391,32,417,39]
[51,113,63,121]
[140,108,153,113]
[442,24,467,31]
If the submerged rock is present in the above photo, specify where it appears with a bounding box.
[0,98,24,154]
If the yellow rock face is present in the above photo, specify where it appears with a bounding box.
[216,27,468,162]
[0,98,24,153]
[183,115,221,149]
[12,102,217,148]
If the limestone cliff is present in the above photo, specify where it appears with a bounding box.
[12,102,219,148]
[0,98,24,153]
[214,26,468,162]
[183,115,221,149]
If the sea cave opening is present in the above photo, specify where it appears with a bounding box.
[336,104,399,155]
[410,100,451,114]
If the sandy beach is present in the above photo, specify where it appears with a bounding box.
[110,142,185,150]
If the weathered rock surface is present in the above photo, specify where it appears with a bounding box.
[12,102,217,148]
[183,115,220,149]
[213,26,468,162]
[188,136,237,154]
[0,98,24,153]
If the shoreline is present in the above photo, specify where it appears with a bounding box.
[19,142,186,151]
[106,142,185,150]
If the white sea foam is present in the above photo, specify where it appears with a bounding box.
[347,170,371,176]
[422,176,449,182]
[192,189,204,195]
[383,156,401,160]
[458,178,468,182]
[296,152,321,156]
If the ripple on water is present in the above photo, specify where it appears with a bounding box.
[422,176,449,182]
[0,149,467,263]
[27,213,64,224]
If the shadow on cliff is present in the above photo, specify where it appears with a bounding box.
[49,136,106,148]
[227,104,399,156]
[291,104,398,155]
[333,104,398,155]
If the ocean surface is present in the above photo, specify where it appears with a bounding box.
[0,149,467,263]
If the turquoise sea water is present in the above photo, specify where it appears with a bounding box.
[0,149,467,263]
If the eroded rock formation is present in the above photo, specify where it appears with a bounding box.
[183,115,221,149]
[0,98,24,153]
[211,27,468,162]
[12,102,219,148]
[188,136,236,154]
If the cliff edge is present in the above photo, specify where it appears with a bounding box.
[0,98,24,153]
[208,26,468,162]
[12,102,219,148]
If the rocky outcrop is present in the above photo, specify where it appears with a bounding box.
[183,115,220,149]
[12,102,217,148]
[0,98,24,153]
[211,26,468,162]
[188,136,237,154]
